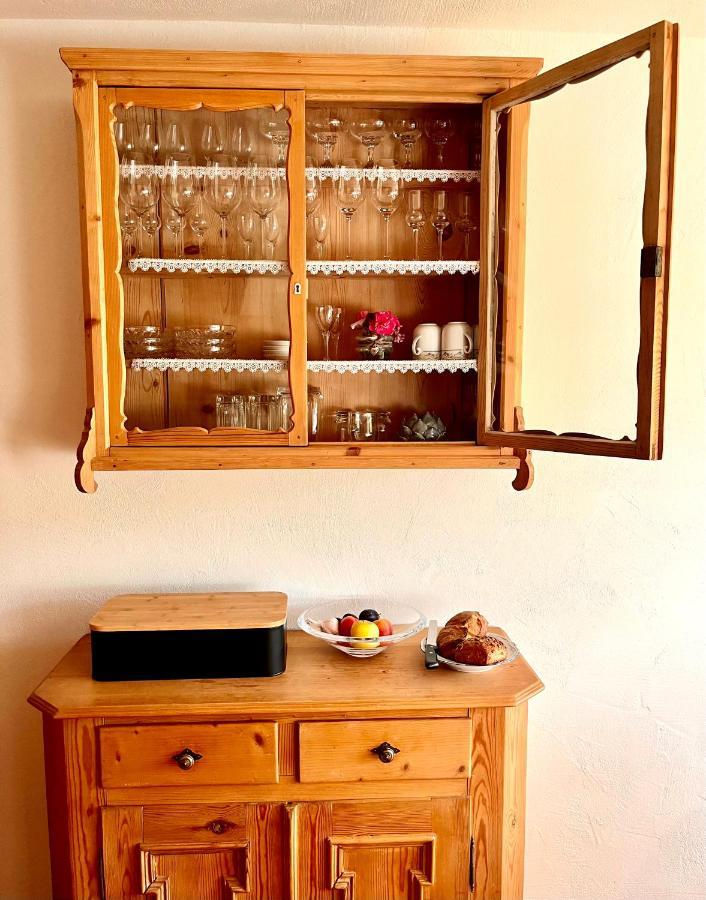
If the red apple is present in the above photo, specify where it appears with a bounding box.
[339,614,358,637]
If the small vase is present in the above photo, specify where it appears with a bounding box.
[356,332,394,360]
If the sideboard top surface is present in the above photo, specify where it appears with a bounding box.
[29,630,543,719]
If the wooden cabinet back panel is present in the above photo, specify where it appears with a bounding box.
[299,718,471,783]
[99,722,279,787]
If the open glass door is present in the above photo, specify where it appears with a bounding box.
[478,21,677,459]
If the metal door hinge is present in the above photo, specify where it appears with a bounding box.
[640,246,663,278]
[469,836,476,892]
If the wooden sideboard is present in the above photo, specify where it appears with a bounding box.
[30,630,543,899]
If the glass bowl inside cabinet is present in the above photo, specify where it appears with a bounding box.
[123,325,173,359]
[298,601,427,658]
[174,325,236,358]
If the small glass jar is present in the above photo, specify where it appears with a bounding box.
[258,394,280,431]
[335,409,392,442]
[216,394,245,427]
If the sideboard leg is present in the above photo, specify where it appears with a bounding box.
[42,715,102,899]
[471,703,528,899]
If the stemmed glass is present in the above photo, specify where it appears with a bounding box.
[373,160,401,260]
[260,109,290,165]
[161,122,191,162]
[204,158,241,258]
[229,119,254,164]
[114,120,134,160]
[263,211,281,260]
[349,114,388,168]
[311,213,328,259]
[336,159,365,260]
[405,189,427,260]
[247,156,281,258]
[425,117,455,166]
[456,192,477,260]
[162,159,198,256]
[430,190,450,260]
[165,216,182,256]
[392,116,422,168]
[305,157,320,218]
[315,305,344,360]
[136,122,159,161]
[237,210,257,258]
[200,121,225,162]
[141,209,161,256]
[307,109,346,166]
[119,203,138,260]
[188,209,209,256]
[119,158,160,257]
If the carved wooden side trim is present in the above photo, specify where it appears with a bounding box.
[329,833,435,899]
[512,407,535,491]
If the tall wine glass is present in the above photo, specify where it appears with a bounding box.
[204,158,240,258]
[405,189,427,260]
[311,212,328,259]
[200,121,225,162]
[315,305,343,360]
[237,210,257,259]
[119,203,138,261]
[247,156,281,257]
[336,159,365,260]
[136,122,159,161]
[229,119,254,164]
[161,122,191,162]
[162,158,198,256]
[425,117,455,166]
[456,192,477,260]
[307,109,346,166]
[114,120,134,160]
[260,109,290,165]
[430,190,450,260]
[305,156,320,218]
[349,114,388,168]
[392,116,423,168]
[120,157,159,256]
[263,211,281,260]
[373,160,401,260]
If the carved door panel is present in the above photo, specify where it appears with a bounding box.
[295,798,471,899]
[102,803,289,899]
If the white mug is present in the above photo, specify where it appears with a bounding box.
[411,323,441,360]
[441,321,473,359]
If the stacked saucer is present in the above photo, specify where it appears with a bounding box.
[262,340,290,360]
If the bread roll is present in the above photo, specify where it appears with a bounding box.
[436,625,466,659]
[445,610,488,637]
[453,635,507,666]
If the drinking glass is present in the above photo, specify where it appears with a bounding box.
[307,109,346,166]
[405,189,427,260]
[161,122,191,161]
[119,203,138,260]
[204,159,241,258]
[259,109,290,165]
[114,120,134,160]
[349,114,388,168]
[305,157,320,218]
[311,212,328,259]
[199,121,225,162]
[456,192,477,260]
[247,156,281,257]
[425,117,455,165]
[229,120,254,164]
[141,210,161,256]
[165,216,182,256]
[136,122,159,161]
[237,210,257,259]
[263,211,281,259]
[315,305,343,360]
[336,159,365,260]
[430,190,450,260]
[120,158,160,256]
[392,116,423,168]
[373,160,401,260]
[163,159,198,256]
[188,209,209,256]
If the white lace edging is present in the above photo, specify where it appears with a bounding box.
[305,260,479,276]
[120,164,286,179]
[307,167,480,183]
[307,359,477,374]
[127,258,288,275]
[130,358,287,373]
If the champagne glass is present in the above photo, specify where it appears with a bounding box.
[188,209,209,256]
[425,117,456,166]
[200,121,225,162]
[162,159,197,256]
[392,116,422,168]
[430,190,450,260]
[119,203,138,261]
[136,122,159,161]
[311,213,328,259]
[456,192,477,260]
[141,210,161,256]
[237,209,257,259]
[349,114,388,168]
[229,120,254,164]
[263,211,281,260]
[247,156,281,257]
[405,189,427,260]
[260,109,290,165]
[315,305,343,361]
[373,160,401,260]
[305,156,320,218]
[307,109,346,166]
[204,158,240,258]
[336,159,365,260]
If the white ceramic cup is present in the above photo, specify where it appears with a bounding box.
[441,321,473,359]
[411,323,442,359]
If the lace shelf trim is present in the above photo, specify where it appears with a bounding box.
[127,258,288,275]
[120,163,286,179]
[305,260,479,276]
[130,358,477,375]
[308,166,480,183]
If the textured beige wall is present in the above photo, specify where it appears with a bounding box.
[0,12,704,900]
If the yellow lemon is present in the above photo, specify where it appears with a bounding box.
[350,619,380,649]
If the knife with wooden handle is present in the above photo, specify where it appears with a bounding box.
[424,619,440,669]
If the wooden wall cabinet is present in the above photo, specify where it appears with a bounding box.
[30,631,543,899]
[61,22,677,492]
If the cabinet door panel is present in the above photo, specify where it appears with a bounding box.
[478,21,677,459]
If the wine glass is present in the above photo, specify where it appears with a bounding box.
[405,189,427,260]
[237,210,257,259]
[456,192,477,260]
[305,157,320,218]
[188,209,209,256]
[120,158,159,256]
[162,159,198,256]
[247,156,281,258]
[373,160,401,260]
[114,120,133,160]
[307,109,346,166]
[349,114,388,168]
[229,119,254,164]
[392,116,423,169]
[200,121,225,162]
[263,211,281,260]
[119,203,138,261]
[425,117,455,166]
[311,213,328,259]
[165,216,182,256]
[141,210,161,256]
[204,159,241,258]
[336,159,365,260]
[260,109,290,166]
[430,190,450,260]
[161,122,191,162]
[315,305,343,360]
[136,122,159,161]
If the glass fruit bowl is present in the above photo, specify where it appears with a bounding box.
[419,632,519,672]
[298,601,427,658]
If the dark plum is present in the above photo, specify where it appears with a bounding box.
[359,609,380,622]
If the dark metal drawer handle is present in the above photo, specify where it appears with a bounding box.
[371,741,400,764]
[172,747,203,770]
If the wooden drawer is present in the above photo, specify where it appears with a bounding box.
[99,723,278,788]
[298,718,471,783]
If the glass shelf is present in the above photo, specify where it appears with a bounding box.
[130,358,477,374]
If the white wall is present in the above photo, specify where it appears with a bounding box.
[0,13,704,900]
